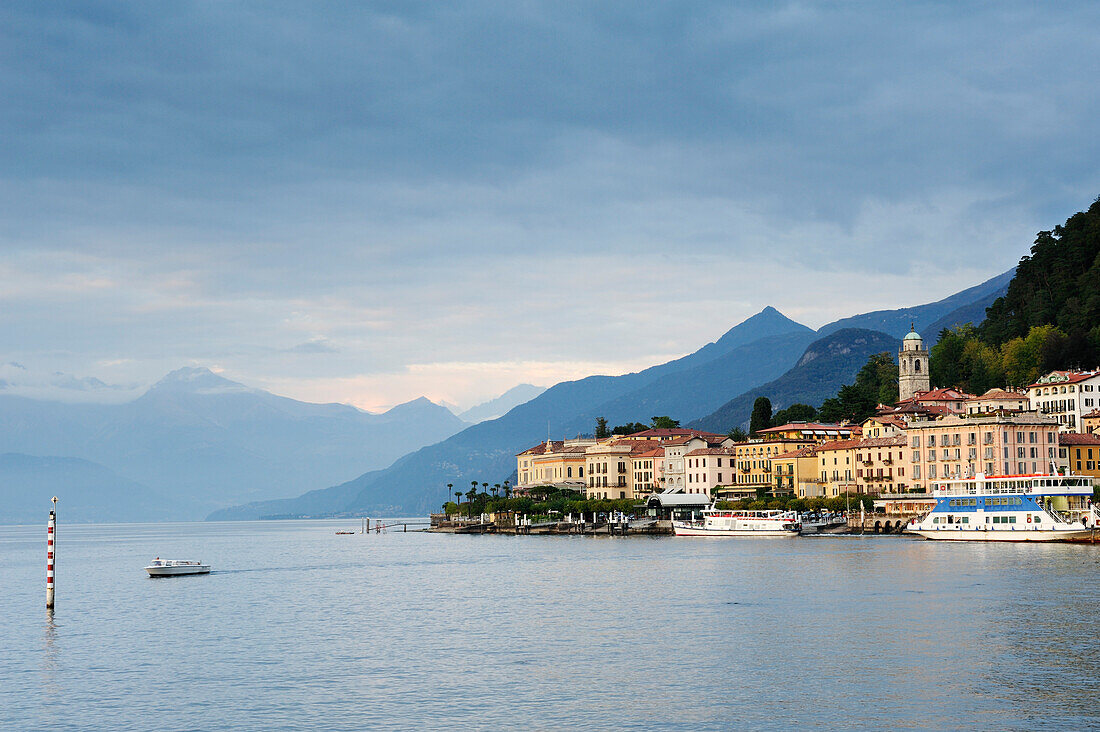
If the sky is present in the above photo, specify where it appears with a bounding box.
[1,1,1099,412]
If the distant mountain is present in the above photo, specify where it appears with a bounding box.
[687,329,901,433]
[0,368,467,520]
[816,269,1013,340]
[213,271,1019,518]
[0,453,181,525]
[459,384,547,423]
[205,470,384,521]
[336,309,817,515]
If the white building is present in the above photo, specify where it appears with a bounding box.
[659,435,714,493]
[1027,370,1100,431]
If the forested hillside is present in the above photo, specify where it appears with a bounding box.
[980,197,1100,360]
[932,197,1100,393]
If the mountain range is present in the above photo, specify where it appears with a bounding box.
[459,384,547,423]
[4,268,1013,523]
[237,269,1012,518]
[0,368,468,521]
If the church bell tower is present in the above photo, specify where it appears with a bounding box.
[898,325,930,401]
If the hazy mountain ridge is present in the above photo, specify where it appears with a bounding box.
[271,274,1011,517]
[0,453,180,525]
[0,369,467,520]
[816,269,1013,340]
[339,311,827,515]
[459,384,547,423]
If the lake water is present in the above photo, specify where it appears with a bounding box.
[3,520,1100,731]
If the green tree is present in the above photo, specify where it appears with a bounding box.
[595,417,610,439]
[650,415,680,429]
[749,397,773,436]
[612,421,649,435]
[728,427,749,442]
[770,403,817,426]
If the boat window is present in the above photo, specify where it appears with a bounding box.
[1034,515,1041,523]
[1009,516,1017,523]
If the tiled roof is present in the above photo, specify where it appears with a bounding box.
[899,388,975,404]
[518,440,590,456]
[815,438,865,452]
[854,435,906,448]
[757,422,857,435]
[663,433,725,446]
[971,388,1027,400]
[1059,432,1100,446]
[1028,370,1100,388]
[1083,410,1100,419]
[773,446,818,460]
[633,448,665,458]
[684,447,735,457]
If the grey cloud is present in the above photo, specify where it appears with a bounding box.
[0,1,1098,406]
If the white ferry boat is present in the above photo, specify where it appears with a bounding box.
[673,507,801,537]
[906,472,1098,542]
[145,559,211,576]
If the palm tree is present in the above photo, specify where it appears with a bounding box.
[492,484,500,497]
[454,490,462,513]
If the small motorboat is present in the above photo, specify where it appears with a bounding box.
[335,530,355,535]
[145,558,211,577]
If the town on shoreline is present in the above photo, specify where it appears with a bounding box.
[434,328,1100,535]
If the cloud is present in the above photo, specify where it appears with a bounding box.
[0,363,140,403]
[0,2,1098,408]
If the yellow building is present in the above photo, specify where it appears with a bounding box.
[1083,410,1100,435]
[860,415,905,438]
[728,438,818,496]
[585,439,664,500]
[755,422,858,441]
[814,439,861,497]
[1059,433,1100,480]
[772,446,819,497]
[515,439,595,492]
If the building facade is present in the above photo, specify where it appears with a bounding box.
[964,388,1029,415]
[515,439,595,491]
[1058,432,1100,480]
[906,413,1061,492]
[1027,370,1100,431]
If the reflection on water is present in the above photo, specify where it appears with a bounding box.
[1,520,1099,731]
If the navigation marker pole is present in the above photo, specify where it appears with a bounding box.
[46,496,57,610]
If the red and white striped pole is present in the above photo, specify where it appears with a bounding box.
[46,496,57,610]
